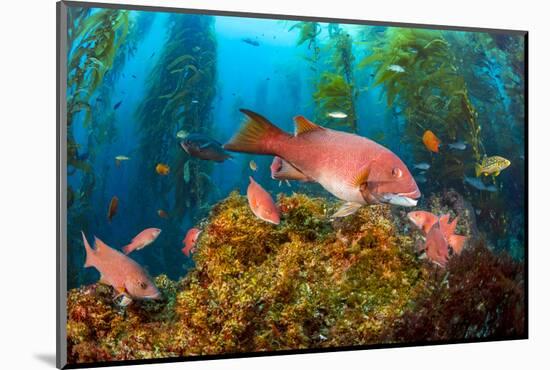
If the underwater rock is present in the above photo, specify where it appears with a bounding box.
[67,192,524,363]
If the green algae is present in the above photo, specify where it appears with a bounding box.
[66,192,524,364]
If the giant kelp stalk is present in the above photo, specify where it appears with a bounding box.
[132,14,217,277]
[360,28,485,182]
[66,9,130,288]
[314,25,358,132]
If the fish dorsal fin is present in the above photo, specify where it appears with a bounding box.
[94,236,110,254]
[293,116,325,136]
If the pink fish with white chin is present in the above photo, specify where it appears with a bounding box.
[122,228,161,255]
[224,109,420,218]
[247,176,280,225]
[81,231,160,300]
[182,227,201,257]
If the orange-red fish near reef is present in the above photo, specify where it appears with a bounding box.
[408,210,468,265]
[425,224,449,267]
[107,196,119,222]
[122,228,162,255]
[156,163,170,175]
[157,209,168,219]
[182,227,201,257]
[407,211,439,236]
[81,232,160,300]
[422,130,441,153]
[247,176,280,225]
[224,110,420,218]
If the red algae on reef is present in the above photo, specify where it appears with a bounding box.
[67,192,525,364]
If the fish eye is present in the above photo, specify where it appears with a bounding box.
[139,281,148,290]
[392,167,402,178]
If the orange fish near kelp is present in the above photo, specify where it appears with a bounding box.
[182,227,201,257]
[122,228,162,255]
[107,196,119,222]
[224,109,420,218]
[81,232,160,300]
[157,209,168,219]
[155,163,170,175]
[424,224,449,267]
[247,176,280,225]
[422,130,441,153]
[407,210,438,236]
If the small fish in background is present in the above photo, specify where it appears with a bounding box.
[182,228,201,257]
[113,100,123,110]
[327,111,348,119]
[371,131,385,142]
[475,155,511,177]
[387,64,406,73]
[122,228,162,255]
[242,37,260,46]
[157,209,168,219]
[447,140,467,150]
[115,155,130,167]
[131,74,137,79]
[191,100,199,104]
[156,163,170,175]
[270,156,312,182]
[107,196,119,222]
[464,176,499,192]
[81,232,160,300]
[413,162,430,171]
[180,133,232,162]
[414,174,427,184]
[150,52,155,58]
[249,160,258,171]
[247,176,280,225]
[192,46,201,52]
[176,130,189,139]
[422,130,441,153]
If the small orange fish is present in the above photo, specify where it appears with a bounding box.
[422,130,441,153]
[107,196,119,222]
[155,163,170,175]
[157,209,168,219]
[182,228,201,257]
[247,176,280,225]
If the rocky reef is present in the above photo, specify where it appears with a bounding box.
[67,192,525,364]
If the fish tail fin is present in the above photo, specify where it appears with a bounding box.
[223,109,290,155]
[81,231,95,268]
[448,235,467,255]
[475,163,482,177]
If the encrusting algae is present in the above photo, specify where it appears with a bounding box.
[67,192,524,363]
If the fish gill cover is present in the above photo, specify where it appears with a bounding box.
[64,5,526,365]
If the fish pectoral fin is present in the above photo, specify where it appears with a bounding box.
[331,202,363,219]
[350,165,371,188]
[293,116,325,135]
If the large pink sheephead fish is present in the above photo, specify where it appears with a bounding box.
[224,109,420,217]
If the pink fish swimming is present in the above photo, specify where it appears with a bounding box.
[270,156,312,182]
[122,228,162,255]
[224,110,420,218]
[182,227,201,257]
[247,176,280,225]
[407,211,439,236]
[425,224,449,267]
[81,231,160,300]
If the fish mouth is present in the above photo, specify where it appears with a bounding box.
[380,190,420,207]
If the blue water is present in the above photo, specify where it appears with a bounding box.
[66,8,525,288]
